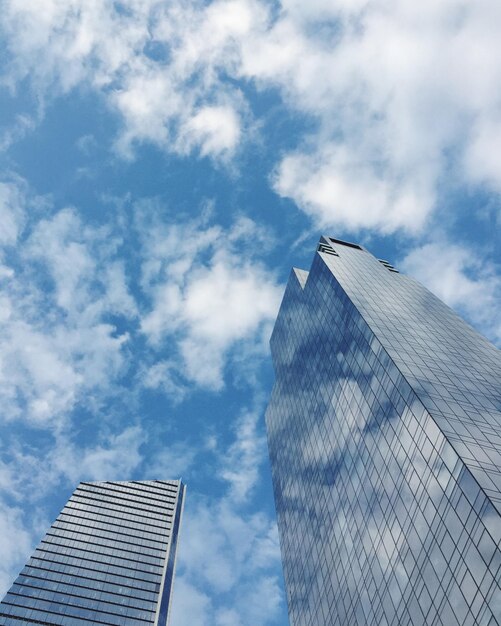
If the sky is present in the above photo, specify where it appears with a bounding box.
[0,0,500,624]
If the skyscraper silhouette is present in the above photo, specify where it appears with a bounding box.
[266,237,501,626]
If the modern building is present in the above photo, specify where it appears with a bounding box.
[0,479,185,626]
[266,236,501,626]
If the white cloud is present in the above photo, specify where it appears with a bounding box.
[26,208,137,318]
[139,212,282,390]
[242,576,283,625]
[0,188,137,427]
[0,180,27,246]
[216,608,244,626]
[171,495,283,625]
[140,359,189,403]
[170,577,213,626]
[274,145,434,233]
[463,115,501,193]
[0,114,36,153]
[0,424,145,506]
[169,397,284,626]
[400,240,501,343]
[255,0,501,232]
[178,105,241,159]
[220,408,266,502]
[4,0,501,228]
[176,259,279,388]
[1,0,256,161]
[53,425,146,482]
[147,441,196,479]
[0,502,32,596]
[264,0,501,231]
[0,188,285,616]
[0,423,145,598]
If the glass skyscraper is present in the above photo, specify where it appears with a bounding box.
[0,479,185,626]
[266,236,501,626]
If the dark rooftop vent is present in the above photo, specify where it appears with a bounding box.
[318,242,339,256]
[378,259,399,274]
[329,237,363,250]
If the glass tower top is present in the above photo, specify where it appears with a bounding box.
[266,237,501,626]
[0,479,185,626]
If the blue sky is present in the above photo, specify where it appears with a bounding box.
[0,1,500,624]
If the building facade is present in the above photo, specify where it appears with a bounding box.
[0,479,185,626]
[266,237,501,626]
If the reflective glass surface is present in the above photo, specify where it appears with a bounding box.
[0,480,185,626]
[266,239,501,626]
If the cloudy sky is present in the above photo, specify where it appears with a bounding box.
[0,0,500,624]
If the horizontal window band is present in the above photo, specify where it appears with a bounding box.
[87,480,179,497]
[68,495,173,521]
[35,545,164,573]
[57,500,171,529]
[74,486,176,510]
[43,532,166,560]
[1,596,154,625]
[50,521,168,550]
[74,487,174,507]
[45,522,169,553]
[70,493,174,520]
[0,611,64,626]
[94,480,179,499]
[31,549,163,578]
[25,557,160,586]
[9,581,157,611]
[20,567,159,597]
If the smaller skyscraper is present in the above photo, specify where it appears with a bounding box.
[0,479,185,626]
